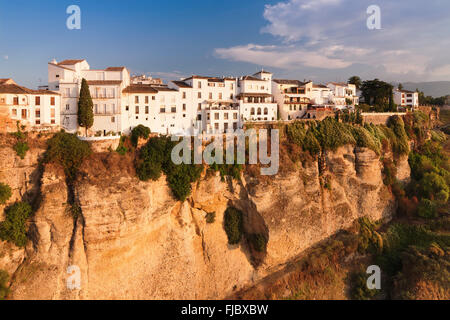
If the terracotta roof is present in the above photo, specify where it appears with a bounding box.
[122,85,158,94]
[182,75,235,82]
[273,79,305,86]
[87,80,122,86]
[313,84,329,89]
[254,70,272,75]
[241,76,266,82]
[0,79,16,85]
[153,87,177,92]
[58,59,85,65]
[105,67,126,71]
[171,81,192,88]
[48,63,76,72]
[0,84,59,95]
[328,82,348,87]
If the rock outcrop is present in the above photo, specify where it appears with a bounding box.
[1,144,403,300]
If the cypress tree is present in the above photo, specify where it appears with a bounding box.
[78,78,94,136]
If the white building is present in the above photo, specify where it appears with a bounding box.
[238,71,278,123]
[131,75,163,86]
[394,89,419,110]
[310,84,333,105]
[327,82,359,108]
[272,79,312,120]
[0,78,60,131]
[47,59,130,134]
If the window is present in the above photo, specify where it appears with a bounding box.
[135,96,139,104]
[13,97,18,105]
[35,96,41,105]
[160,107,165,113]
[171,107,176,113]
[251,108,255,115]
[183,104,186,111]
[51,97,55,106]
[95,104,98,113]
[126,106,129,111]
[56,74,60,78]
[21,109,27,119]
[145,96,149,104]
[224,113,229,120]
[198,103,201,110]
[230,94,233,100]
[66,104,70,111]
[182,92,186,99]
[36,120,40,125]
[51,119,56,124]
[152,96,156,100]
[198,81,202,89]
[51,109,55,118]
[135,106,139,114]
[214,123,219,130]
[219,93,222,100]
[233,113,238,120]
[111,117,115,123]
[198,92,202,99]
[12,109,17,117]
[209,92,213,100]
[215,113,219,120]
[35,109,41,118]
[224,123,229,131]
[145,106,149,114]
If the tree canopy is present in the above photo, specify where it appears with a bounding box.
[77,78,94,135]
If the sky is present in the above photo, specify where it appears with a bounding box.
[0,0,449,88]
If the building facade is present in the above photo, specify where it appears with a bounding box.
[394,89,419,110]
[272,79,312,120]
[0,78,60,132]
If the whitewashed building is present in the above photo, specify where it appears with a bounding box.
[0,78,60,131]
[327,82,359,108]
[238,71,278,123]
[272,79,312,120]
[394,89,419,110]
[310,84,333,105]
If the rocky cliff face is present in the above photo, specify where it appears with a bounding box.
[1,142,408,300]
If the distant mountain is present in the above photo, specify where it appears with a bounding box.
[398,81,450,98]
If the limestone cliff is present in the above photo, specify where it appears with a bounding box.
[1,142,408,300]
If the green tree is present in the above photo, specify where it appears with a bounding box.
[77,78,94,136]
[0,183,12,205]
[0,202,32,247]
[360,79,395,111]
[398,83,404,90]
[348,76,362,90]
[0,270,10,300]
[224,207,243,245]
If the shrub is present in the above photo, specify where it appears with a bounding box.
[0,270,10,300]
[116,136,129,156]
[382,158,397,186]
[44,132,92,181]
[417,199,438,219]
[131,125,151,146]
[349,271,378,300]
[249,233,267,252]
[206,212,216,224]
[14,141,29,159]
[0,202,32,247]
[420,172,449,204]
[0,183,12,205]
[136,136,203,201]
[224,207,243,245]
[352,126,381,154]
[387,116,409,155]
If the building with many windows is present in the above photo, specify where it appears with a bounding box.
[326,82,359,108]
[394,89,419,110]
[272,79,312,120]
[0,78,60,132]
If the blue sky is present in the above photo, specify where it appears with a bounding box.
[1,0,449,88]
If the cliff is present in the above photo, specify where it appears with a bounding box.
[0,138,408,300]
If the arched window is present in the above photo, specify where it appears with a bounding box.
[257,108,262,115]
[264,108,268,115]
[250,108,255,115]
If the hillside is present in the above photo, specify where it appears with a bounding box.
[401,81,450,98]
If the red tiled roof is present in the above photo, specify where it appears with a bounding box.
[241,76,266,82]
[105,67,126,71]
[58,59,85,65]
[0,84,59,95]
[171,81,192,88]
[122,85,158,94]
[273,79,306,86]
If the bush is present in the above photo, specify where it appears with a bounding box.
[131,125,151,146]
[0,183,12,205]
[14,141,29,159]
[44,132,92,180]
[0,270,10,300]
[116,136,129,156]
[136,136,203,201]
[417,199,438,219]
[349,271,378,300]
[249,233,267,252]
[206,212,216,224]
[0,202,32,247]
[387,116,409,155]
[224,207,243,245]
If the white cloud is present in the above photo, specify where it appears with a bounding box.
[215,0,450,81]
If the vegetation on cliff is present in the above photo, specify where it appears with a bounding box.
[136,136,203,201]
[224,207,243,245]
[0,183,12,205]
[0,269,10,300]
[0,202,32,247]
